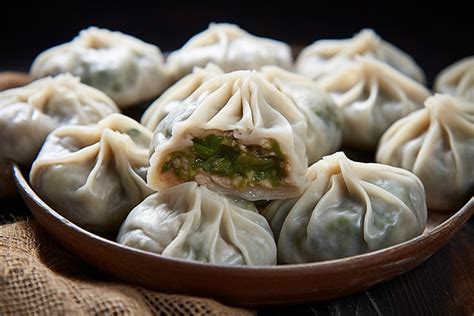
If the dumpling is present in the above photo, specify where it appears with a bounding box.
[141,63,223,131]
[148,70,308,201]
[295,28,426,83]
[262,152,427,263]
[260,66,343,164]
[0,74,119,165]
[376,94,474,211]
[435,57,474,101]
[167,23,293,81]
[31,27,169,108]
[117,182,277,266]
[30,114,153,232]
[315,57,430,150]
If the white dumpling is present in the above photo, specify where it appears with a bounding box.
[296,28,426,83]
[0,74,119,165]
[260,66,343,164]
[376,94,474,211]
[30,114,153,232]
[31,27,170,108]
[315,57,430,149]
[141,63,223,132]
[117,182,276,266]
[435,57,474,101]
[263,152,427,263]
[167,23,293,81]
[148,70,308,201]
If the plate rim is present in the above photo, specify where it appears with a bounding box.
[12,162,474,306]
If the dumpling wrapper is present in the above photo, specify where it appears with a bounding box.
[315,57,430,150]
[31,27,170,108]
[141,63,224,132]
[263,152,427,264]
[117,182,277,266]
[167,23,293,81]
[260,66,343,164]
[376,94,474,211]
[30,114,153,232]
[435,57,474,101]
[148,70,308,201]
[0,74,119,165]
[296,28,426,83]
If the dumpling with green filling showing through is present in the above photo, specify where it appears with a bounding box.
[148,70,308,201]
[31,27,170,108]
[0,74,119,166]
[315,57,430,150]
[260,66,343,164]
[30,114,153,233]
[262,152,427,263]
[117,182,277,266]
[376,94,474,211]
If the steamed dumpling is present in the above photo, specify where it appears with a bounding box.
[117,182,277,266]
[0,74,119,165]
[30,114,153,232]
[167,23,293,81]
[296,28,426,83]
[376,94,474,211]
[435,57,474,101]
[260,66,343,164]
[262,152,427,263]
[315,57,430,149]
[141,63,224,131]
[31,27,170,108]
[148,70,308,201]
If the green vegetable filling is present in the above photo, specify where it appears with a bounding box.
[161,134,287,188]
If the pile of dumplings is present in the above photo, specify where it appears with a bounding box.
[1,23,472,266]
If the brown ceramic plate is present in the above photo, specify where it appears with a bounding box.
[12,163,473,307]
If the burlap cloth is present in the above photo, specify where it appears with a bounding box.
[0,220,254,315]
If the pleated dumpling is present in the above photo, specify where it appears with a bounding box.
[31,27,170,108]
[262,152,427,263]
[315,57,430,149]
[376,94,474,211]
[30,114,153,232]
[260,66,343,164]
[435,57,474,101]
[167,23,293,81]
[296,28,426,83]
[0,74,119,165]
[148,70,308,201]
[141,63,223,132]
[117,182,277,266]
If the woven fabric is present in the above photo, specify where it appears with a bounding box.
[0,220,254,315]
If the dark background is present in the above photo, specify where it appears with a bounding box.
[1,1,473,87]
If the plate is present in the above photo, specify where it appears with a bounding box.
[12,163,473,307]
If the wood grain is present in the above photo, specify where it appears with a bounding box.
[259,216,474,315]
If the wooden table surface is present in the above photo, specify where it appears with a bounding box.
[1,195,472,316]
